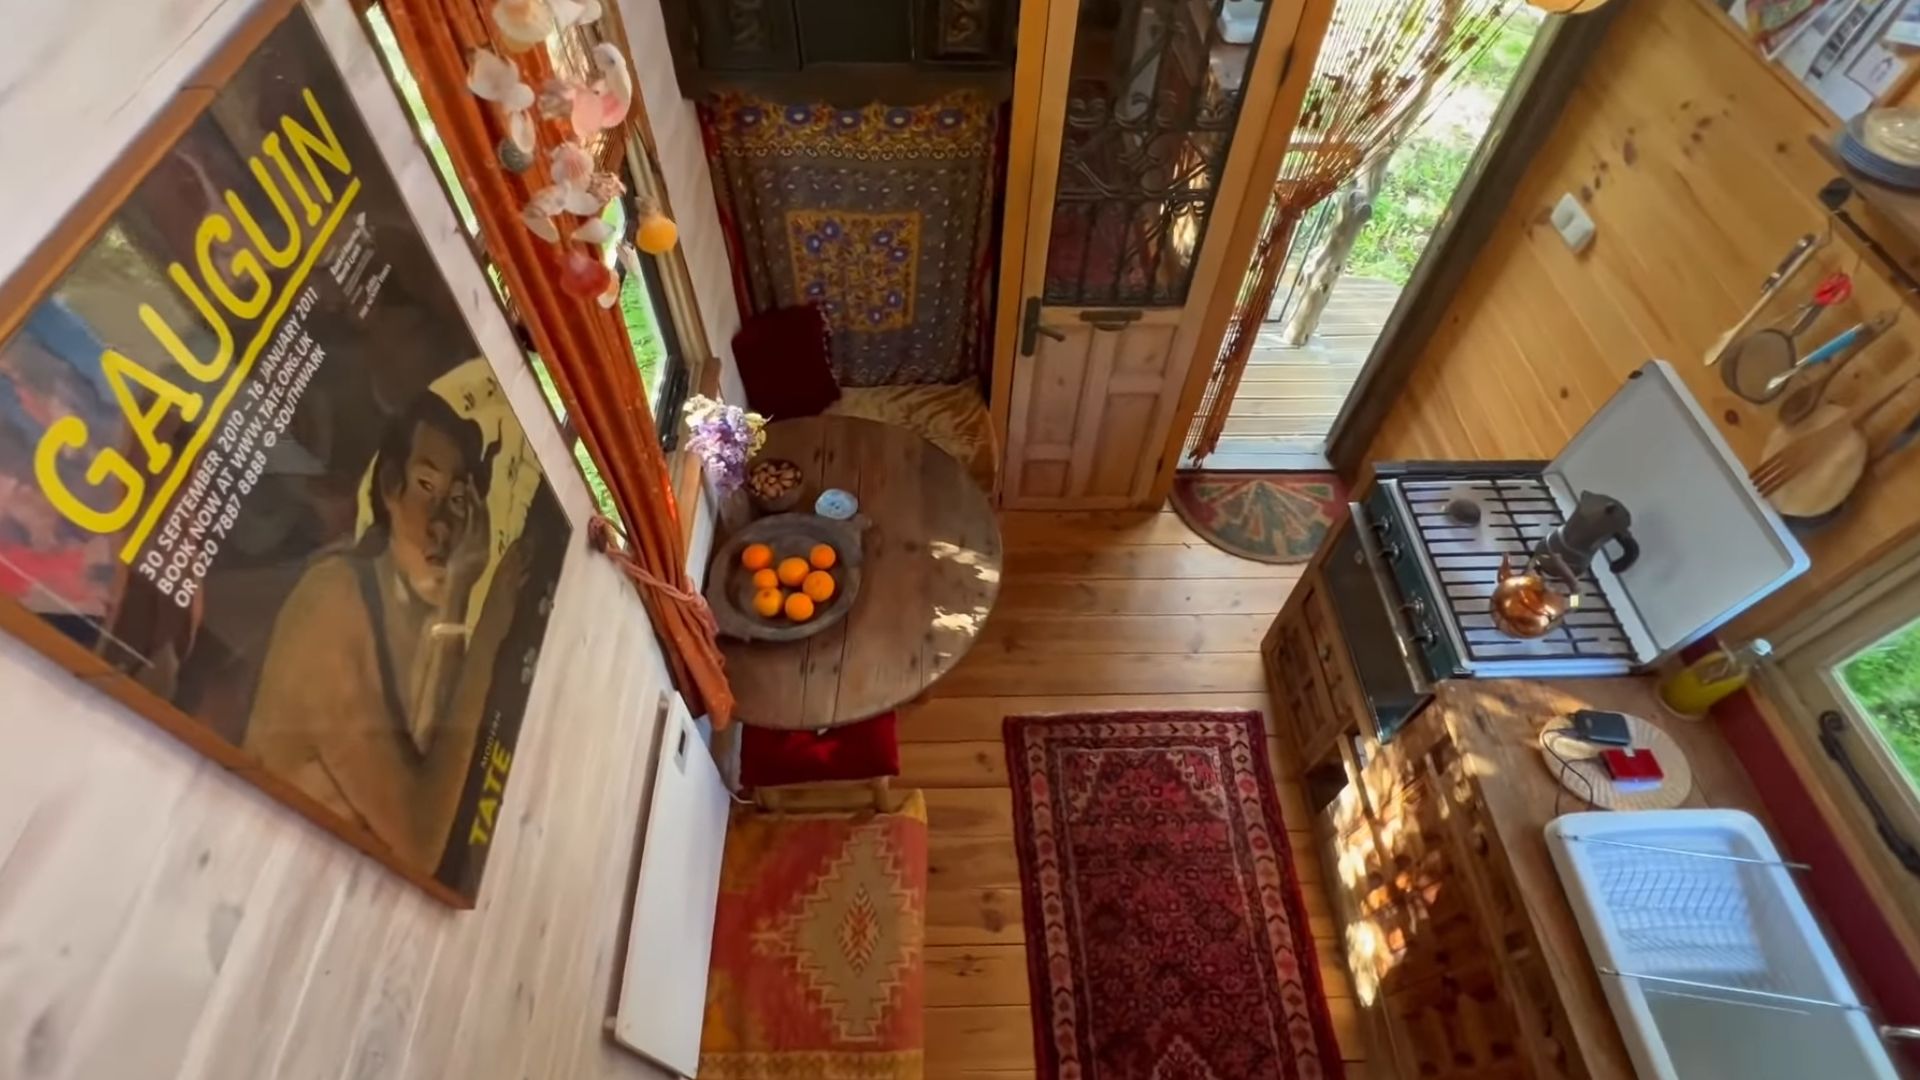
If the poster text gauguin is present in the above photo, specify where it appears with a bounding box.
[33,87,359,585]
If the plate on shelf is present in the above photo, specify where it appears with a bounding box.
[1859,108,1920,168]
[705,513,865,643]
[1842,117,1920,189]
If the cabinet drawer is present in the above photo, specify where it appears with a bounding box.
[1431,743,1530,955]
[1301,585,1362,757]
[1375,775,1485,996]
[1507,945,1591,1080]
[1380,951,1532,1080]
[1329,811,1401,1002]
[1264,591,1339,765]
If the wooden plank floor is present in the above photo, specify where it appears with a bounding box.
[899,510,1367,1079]
[1203,275,1401,467]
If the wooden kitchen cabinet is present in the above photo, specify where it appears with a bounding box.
[1299,672,1774,1080]
[1264,511,1785,1079]
[1262,517,1368,768]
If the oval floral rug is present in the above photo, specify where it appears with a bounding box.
[1170,471,1346,564]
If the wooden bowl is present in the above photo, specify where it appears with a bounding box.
[706,513,864,642]
[747,458,804,514]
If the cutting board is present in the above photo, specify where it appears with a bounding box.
[1761,403,1868,519]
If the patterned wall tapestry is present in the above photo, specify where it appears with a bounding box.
[698,93,1002,387]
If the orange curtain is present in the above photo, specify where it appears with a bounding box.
[383,0,735,726]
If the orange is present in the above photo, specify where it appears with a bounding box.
[802,570,836,603]
[751,588,784,618]
[808,543,838,570]
[784,592,816,622]
[751,568,779,590]
[741,543,774,571]
[776,557,810,587]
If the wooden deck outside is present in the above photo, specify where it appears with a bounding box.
[1203,274,1402,470]
[902,510,1369,1078]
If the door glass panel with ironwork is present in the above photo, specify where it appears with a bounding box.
[1043,0,1266,307]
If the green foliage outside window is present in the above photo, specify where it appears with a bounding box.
[1838,618,1920,786]
[1345,14,1541,285]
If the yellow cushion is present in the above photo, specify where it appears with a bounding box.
[825,384,998,492]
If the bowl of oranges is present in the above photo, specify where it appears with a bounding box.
[706,513,863,642]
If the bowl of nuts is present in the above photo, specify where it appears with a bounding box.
[747,457,804,513]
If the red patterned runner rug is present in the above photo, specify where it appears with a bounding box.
[1005,711,1343,1080]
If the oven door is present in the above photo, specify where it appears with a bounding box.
[1324,506,1434,742]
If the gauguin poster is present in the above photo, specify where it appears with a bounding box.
[0,8,569,904]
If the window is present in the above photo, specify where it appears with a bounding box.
[361,5,695,526]
[1835,616,1920,794]
[1767,545,1920,928]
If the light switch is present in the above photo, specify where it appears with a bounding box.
[1551,193,1596,253]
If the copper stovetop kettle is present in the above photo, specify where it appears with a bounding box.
[1491,491,1640,639]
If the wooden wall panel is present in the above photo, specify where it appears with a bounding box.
[1366,0,1920,637]
[0,0,742,1075]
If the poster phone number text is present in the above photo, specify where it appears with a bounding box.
[136,286,328,607]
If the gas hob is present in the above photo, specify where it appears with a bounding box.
[1328,363,1809,742]
[1362,472,1638,681]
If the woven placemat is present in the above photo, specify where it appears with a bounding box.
[1538,713,1693,811]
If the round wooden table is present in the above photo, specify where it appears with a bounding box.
[720,416,1003,730]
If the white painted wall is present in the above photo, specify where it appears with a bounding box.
[0,0,731,1075]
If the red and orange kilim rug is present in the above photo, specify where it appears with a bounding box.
[1006,711,1344,1080]
[699,792,928,1080]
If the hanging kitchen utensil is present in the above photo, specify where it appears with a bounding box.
[1721,272,1853,402]
[1762,309,1895,398]
[1773,381,1920,529]
[1781,270,1854,330]
[1722,331,1798,402]
[1706,231,1829,366]
[1778,312,1891,425]
[1752,364,1920,498]
[1759,403,1869,519]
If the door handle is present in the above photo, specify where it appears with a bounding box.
[1079,308,1143,332]
[1021,297,1067,355]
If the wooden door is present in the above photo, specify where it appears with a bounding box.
[996,0,1313,508]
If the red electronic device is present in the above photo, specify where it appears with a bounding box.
[1601,747,1665,792]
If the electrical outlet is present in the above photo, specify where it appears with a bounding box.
[1551,193,1596,253]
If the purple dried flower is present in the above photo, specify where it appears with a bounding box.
[682,394,766,494]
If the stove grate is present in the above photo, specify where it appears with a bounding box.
[1399,478,1634,663]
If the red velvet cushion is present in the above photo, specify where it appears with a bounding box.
[740,712,900,787]
[731,304,840,419]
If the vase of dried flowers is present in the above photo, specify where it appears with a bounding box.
[683,394,767,531]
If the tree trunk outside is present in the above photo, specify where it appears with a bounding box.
[1277,152,1391,349]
